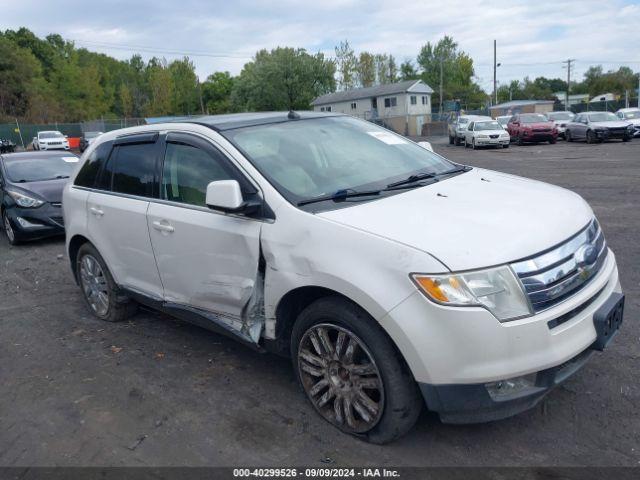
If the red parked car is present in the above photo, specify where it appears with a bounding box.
[507,113,558,145]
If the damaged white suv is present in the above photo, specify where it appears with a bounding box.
[63,112,624,443]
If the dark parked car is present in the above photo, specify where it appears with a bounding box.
[565,112,634,143]
[1,151,79,245]
[79,131,104,153]
[506,113,558,145]
[0,139,16,153]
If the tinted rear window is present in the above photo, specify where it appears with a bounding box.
[75,142,113,188]
[96,143,157,197]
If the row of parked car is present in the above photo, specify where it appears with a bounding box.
[30,130,104,153]
[449,107,640,149]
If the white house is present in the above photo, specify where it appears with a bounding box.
[311,80,433,136]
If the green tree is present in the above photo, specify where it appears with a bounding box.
[356,52,376,87]
[400,60,419,81]
[145,58,173,116]
[334,40,357,90]
[416,36,485,109]
[169,57,199,115]
[231,47,335,111]
[202,71,235,114]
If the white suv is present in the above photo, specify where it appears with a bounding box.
[63,112,624,443]
[34,130,70,150]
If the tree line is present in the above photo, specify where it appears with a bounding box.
[0,27,638,123]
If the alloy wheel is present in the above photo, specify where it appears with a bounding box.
[297,323,384,434]
[79,254,110,317]
[3,212,15,243]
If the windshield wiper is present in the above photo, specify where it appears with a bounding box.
[386,172,437,188]
[438,165,472,176]
[297,188,382,206]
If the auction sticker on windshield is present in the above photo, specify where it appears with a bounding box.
[367,131,407,145]
[62,157,79,162]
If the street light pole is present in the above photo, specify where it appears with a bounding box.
[439,57,443,116]
[493,40,497,105]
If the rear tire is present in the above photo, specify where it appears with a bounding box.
[448,135,454,145]
[291,297,422,444]
[550,137,557,144]
[76,243,137,322]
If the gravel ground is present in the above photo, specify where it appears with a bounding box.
[0,138,638,467]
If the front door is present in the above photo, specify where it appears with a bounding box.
[146,132,262,336]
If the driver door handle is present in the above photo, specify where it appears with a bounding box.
[89,207,104,217]
[152,220,175,233]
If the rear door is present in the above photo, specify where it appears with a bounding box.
[87,133,164,298]
[146,132,262,336]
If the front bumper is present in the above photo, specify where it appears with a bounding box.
[521,132,556,142]
[5,204,65,241]
[39,143,70,150]
[379,249,621,422]
[594,129,633,140]
[475,137,510,146]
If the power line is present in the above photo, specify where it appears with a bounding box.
[73,39,253,59]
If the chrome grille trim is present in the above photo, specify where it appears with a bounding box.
[511,219,608,312]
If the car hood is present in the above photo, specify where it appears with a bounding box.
[318,168,593,271]
[10,179,68,203]
[590,121,631,128]
[474,129,507,135]
[621,118,640,126]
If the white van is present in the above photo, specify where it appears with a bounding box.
[63,112,624,443]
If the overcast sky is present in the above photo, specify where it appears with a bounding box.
[4,0,640,92]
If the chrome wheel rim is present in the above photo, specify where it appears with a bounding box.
[80,254,109,316]
[3,213,15,243]
[298,323,384,434]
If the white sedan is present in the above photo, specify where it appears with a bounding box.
[463,120,510,149]
[34,131,70,151]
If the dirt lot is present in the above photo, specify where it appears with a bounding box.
[1,138,638,467]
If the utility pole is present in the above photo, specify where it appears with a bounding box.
[638,73,640,108]
[562,59,575,110]
[439,57,443,117]
[493,40,497,105]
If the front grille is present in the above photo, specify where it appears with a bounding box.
[489,134,499,139]
[511,220,608,313]
[533,128,550,132]
[48,142,62,145]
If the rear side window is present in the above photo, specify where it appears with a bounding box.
[161,142,234,207]
[75,141,113,188]
[96,142,157,197]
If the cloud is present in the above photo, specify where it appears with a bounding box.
[3,0,640,89]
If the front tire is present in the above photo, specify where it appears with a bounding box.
[587,130,596,144]
[454,136,461,146]
[472,139,477,150]
[517,134,524,146]
[566,130,573,142]
[76,243,137,322]
[291,297,422,444]
[550,137,557,144]
[3,210,20,246]
[448,135,454,145]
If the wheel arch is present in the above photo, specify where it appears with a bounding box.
[68,234,91,283]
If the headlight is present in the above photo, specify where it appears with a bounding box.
[411,266,532,321]
[7,190,45,208]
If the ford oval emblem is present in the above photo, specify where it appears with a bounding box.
[575,244,598,267]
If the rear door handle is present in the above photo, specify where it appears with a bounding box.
[89,207,104,217]
[152,220,175,233]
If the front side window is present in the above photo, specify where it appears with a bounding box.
[98,143,157,196]
[161,142,233,207]
[224,116,456,209]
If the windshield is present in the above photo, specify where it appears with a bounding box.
[547,112,574,121]
[475,121,502,131]
[39,132,64,139]
[4,156,78,182]
[621,110,640,119]
[588,112,619,122]
[520,114,548,123]
[496,117,510,126]
[223,116,456,206]
[84,132,102,139]
[457,118,469,124]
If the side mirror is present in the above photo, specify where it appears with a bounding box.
[205,180,260,215]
